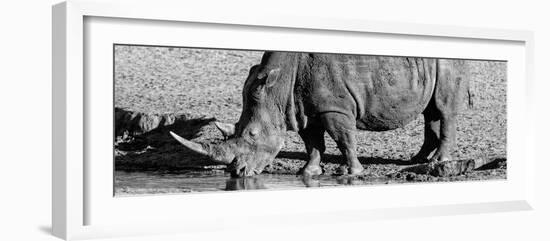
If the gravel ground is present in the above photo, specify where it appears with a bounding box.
[114,45,507,194]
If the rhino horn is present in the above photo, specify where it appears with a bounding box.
[214,122,235,139]
[169,131,234,164]
[169,131,209,155]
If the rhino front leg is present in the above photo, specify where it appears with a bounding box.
[321,112,364,175]
[298,124,326,176]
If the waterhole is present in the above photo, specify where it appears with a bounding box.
[114,170,394,196]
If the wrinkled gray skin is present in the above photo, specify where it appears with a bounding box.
[172,52,470,177]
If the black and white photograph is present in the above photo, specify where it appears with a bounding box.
[5,0,550,240]
[113,45,507,195]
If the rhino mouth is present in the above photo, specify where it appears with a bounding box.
[230,162,263,177]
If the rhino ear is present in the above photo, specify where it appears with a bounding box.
[214,122,235,140]
[265,68,280,88]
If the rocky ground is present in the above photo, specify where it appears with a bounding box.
[114,45,507,194]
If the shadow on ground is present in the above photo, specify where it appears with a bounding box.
[115,116,221,170]
[276,151,413,166]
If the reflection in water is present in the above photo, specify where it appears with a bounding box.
[115,170,394,195]
[301,176,320,187]
[335,176,365,185]
[225,177,267,190]
[223,175,372,191]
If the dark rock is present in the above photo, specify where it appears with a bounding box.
[115,107,215,148]
[405,172,417,181]
[115,107,188,136]
[400,158,506,177]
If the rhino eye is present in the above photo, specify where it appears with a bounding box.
[250,89,262,102]
[249,128,260,137]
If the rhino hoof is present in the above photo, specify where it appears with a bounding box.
[349,166,365,176]
[429,153,451,163]
[302,165,323,176]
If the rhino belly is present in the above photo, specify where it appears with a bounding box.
[356,93,431,131]
[351,57,436,131]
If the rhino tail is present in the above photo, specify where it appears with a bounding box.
[467,87,474,109]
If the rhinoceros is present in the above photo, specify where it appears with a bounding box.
[170,52,470,177]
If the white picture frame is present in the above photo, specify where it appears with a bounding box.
[52,0,535,240]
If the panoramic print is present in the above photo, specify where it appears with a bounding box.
[113,45,507,195]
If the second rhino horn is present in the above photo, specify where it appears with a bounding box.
[215,122,235,139]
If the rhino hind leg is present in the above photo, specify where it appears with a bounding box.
[412,97,457,163]
[298,123,326,176]
[412,99,441,163]
[429,115,457,163]
[414,59,468,163]
[321,112,364,175]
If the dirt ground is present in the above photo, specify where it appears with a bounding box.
[114,45,507,191]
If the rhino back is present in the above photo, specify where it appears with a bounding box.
[296,54,436,131]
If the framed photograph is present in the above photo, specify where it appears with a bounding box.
[52,0,535,240]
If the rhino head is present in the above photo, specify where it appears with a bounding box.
[171,59,294,177]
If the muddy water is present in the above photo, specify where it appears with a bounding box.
[114,170,396,196]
